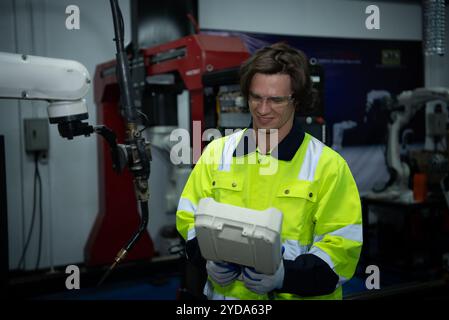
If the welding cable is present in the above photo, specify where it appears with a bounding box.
[97,200,149,286]
[97,0,151,287]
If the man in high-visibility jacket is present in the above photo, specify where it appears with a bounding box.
[176,43,362,300]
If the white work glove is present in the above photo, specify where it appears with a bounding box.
[242,260,285,295]
[206,260,241,287]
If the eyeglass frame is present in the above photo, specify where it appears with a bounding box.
[248,91,294,107]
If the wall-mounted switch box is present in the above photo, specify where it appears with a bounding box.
[24,118,49,152]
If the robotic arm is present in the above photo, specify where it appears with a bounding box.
[0,0,151,285]
[0,48,150,283]
[0,52,94,139]
[0,51,127,172]
[385,87,449,199]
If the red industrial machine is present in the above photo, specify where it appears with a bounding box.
[86,34,250,266]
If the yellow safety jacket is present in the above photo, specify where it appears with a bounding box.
[176,121,362,300]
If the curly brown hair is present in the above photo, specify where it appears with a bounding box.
[239,42,315,113]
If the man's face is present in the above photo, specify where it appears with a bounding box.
[248,73,295,131]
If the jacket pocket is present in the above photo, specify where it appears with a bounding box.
[275,180,318,242]
[276,180,318,202]
[211,172,244,205]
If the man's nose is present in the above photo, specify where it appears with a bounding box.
[257,98,271,113]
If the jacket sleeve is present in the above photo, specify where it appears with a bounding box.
[279,159,362,297]
[176,142,217,252]
[306,158,363,288]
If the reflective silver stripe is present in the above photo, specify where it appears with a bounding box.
[298,136,324,181]
[308,246,335,270]
[313,224,363,244]
[282,239,310,261]
[177,197,197,214]
[218,130,245,171]
[187,228,196,241]
[338,275,348,287]
[178,198,197,241]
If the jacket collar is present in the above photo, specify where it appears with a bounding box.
[232,117,305,161]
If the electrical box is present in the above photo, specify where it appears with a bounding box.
[195,197,283,274]
[24,118,49,152]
